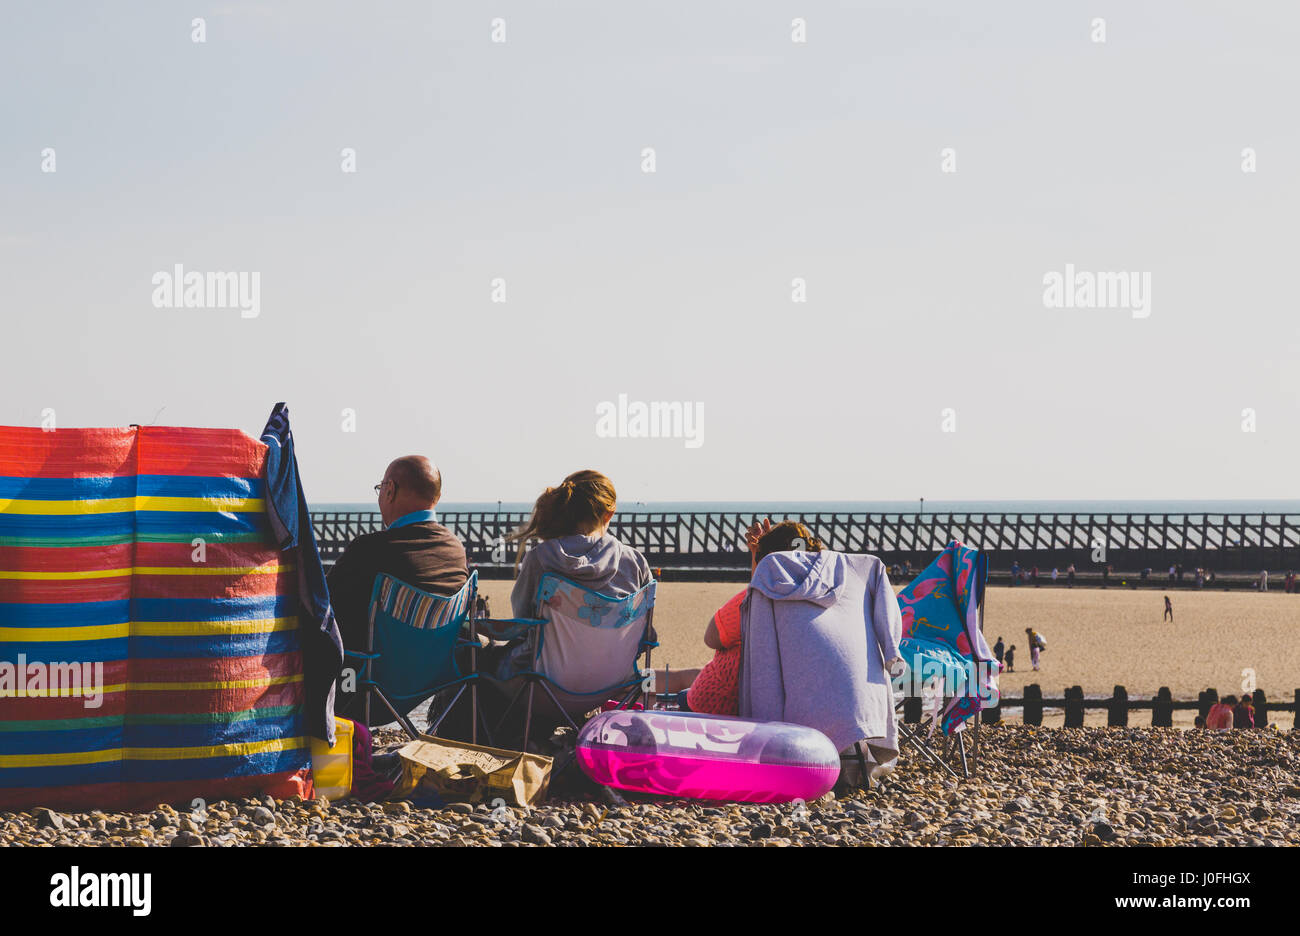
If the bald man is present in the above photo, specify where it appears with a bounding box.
[327,456,469,678]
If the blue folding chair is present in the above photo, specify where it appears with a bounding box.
[481,574,658,752]
[343,570,489,742]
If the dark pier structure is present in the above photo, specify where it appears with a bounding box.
[312,510,1300,581]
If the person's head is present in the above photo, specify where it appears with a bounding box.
[753,521,823,567]
[375,456,442,526]
[1222,695,1237,706]
[1009,644,1016,651]
[511,470,617,543]
[1025,627,1034,635]
[997,635,1003,642]
[1194,716,1206,728]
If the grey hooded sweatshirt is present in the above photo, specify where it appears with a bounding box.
[510,533,652,618]
[499,533,653,680]
[738,549,901,756]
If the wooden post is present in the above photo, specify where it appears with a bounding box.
[1198,688,1218,720]
[982,696,1001,724]
[1252,689,1267,729]
[1023,684,1044,726]
[1108,685,1128,726]
[1294,689,1300,730]
[1064,685,1084,727]
[903,695,922,724]
[1152,686,1173,727]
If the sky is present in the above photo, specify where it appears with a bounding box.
[2,1,1298,505]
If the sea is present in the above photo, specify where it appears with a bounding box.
[311,500,1300,516]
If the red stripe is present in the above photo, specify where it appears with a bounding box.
[0,578,131,604]
[132,568,294,602]
[138,427,266,478]
[0,428,136,478]
[4,681,305,720]
[134,540,281,567]
[0,768,315,812]
[0,543,133,573]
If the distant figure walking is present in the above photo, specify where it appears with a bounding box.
[1067,563,1076,587]
[1025,627,1044,671]
[1051,567,1059,584]
[1004,645,1016,673]
[993,636,1005,666]
[1259,569,1269,592]
[1163,595,1173,622]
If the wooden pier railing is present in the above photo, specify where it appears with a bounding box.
[311,510,1300,573]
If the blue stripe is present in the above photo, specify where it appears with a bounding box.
[0,476,136,500]
[0,596,293,627]
[135,511,269,536]
[0,599,129,627]
[0,513,135,538]
[133,595,294,622]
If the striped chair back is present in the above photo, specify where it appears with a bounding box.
[365,571,477,710]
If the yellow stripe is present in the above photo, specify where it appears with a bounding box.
[0,617,298,643]
[3,674,302,697]
[0,736,309,769]
[0,564,291,581]
[0,496,264,516]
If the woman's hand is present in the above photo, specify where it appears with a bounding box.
[746,518,772,572]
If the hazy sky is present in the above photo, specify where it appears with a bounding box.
[2,2,1297,504]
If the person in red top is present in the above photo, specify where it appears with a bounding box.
[1206,696,1235,730]
[683,519,822,715]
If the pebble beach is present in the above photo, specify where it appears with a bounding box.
[6,726,1298,847]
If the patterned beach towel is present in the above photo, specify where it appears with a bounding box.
[0,425,313,811]
[895,542,999,734]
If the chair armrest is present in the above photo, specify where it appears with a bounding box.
[475,616,543,643]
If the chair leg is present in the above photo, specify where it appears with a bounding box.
[492,679,532,739]
[957,730,969,779]
[853,741,870,790]
[373,687,419,740]
[428,684,468,737]
[522,682,536,754]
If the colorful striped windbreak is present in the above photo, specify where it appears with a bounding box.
[0,426,314,811]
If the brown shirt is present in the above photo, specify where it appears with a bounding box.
[327,520,469,654]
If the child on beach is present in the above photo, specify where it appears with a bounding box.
[1206,696,1235,731]
[1004,645,1015,673]
[1233,695,1256,729]
[1163,595,1173,622]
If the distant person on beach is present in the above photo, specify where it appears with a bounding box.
[1004,645,1015,673]
[329,456,469,718]
[1011,560,1020,586]
[1206,697,1235,731]
[1067,563,1076,587]
[1234,695,1256,729]
[1025,627,1043,671]
[1163,595,1173,622]
[1051,567,1059,584]
[1258,569,1269,592]
[1193,716,1206,729]
[993,636,1005,666]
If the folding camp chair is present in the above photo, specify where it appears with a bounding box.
[342,570,490,742]
[893,543,996,779]
[483,574,658,755]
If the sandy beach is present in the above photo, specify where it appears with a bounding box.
[478,580,1300,724]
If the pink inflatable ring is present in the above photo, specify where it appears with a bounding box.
[575,710,840,803]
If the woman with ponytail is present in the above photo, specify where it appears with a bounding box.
[508,469,650,619]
